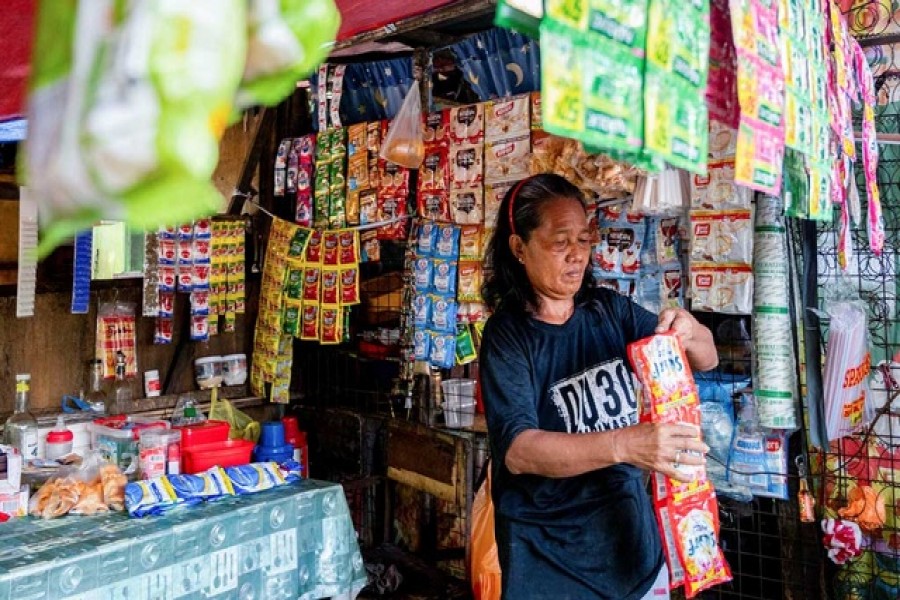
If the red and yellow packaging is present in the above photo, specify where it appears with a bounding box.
[628,333,732,598]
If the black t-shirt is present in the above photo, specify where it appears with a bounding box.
[480,288,663,600]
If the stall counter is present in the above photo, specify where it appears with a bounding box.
[0,479,367,600]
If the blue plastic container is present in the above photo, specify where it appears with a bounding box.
[254,421,293,463]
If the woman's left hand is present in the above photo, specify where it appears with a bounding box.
[656,308,697,342]
[656,308,719,371]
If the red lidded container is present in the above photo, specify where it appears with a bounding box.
[174,420,230,449]
[182,439,255,474]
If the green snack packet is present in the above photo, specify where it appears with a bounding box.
[546,0,650,50]
[287,227,312,258]
[455,325,478,365]
[328,189,346,229]
[782,149,808,219]
[494,0,542,38]
[316,129,332,156]
[315,162,331,195]
[282,303,300,336]
[285,268,304,299]
[540,19,584,142]
[331,128,347,157]
[581,33,645,154]
[330,157,346,191]
[314,190,330,229]
[643,67,708,175]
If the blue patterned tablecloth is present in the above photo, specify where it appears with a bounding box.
[0,479,368,600]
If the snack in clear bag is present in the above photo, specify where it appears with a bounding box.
[689,210,753,264]
[690,160,752,210]
[29,456,128,519]
[381,81,425,168]
[690,263,753,314]
[485,95,531,141]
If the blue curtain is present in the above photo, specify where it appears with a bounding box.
[433,28,540,102]
[309,28,540,129]
[311,57,416,129]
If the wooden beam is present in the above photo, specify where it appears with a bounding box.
[221,108,275,214]
[331,0,497,51]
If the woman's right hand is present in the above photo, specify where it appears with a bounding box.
[612,422,709,481]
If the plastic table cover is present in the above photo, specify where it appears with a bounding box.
[0,479,367,600]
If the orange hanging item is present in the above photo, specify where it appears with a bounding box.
[469,465,501,600]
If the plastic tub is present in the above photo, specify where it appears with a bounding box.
[182,439,255,474]
[194,356,223,389]
[441,379,477,428]
[90,416,169,471]
[222,354,248,386]
[174,419,230,448]
[139,429,182,479]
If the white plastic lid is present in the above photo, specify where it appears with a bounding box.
[195,356,223,365]
[15,373,30,381]
[222,354,246,361]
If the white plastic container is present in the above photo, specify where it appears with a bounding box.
[441,379,476,429]
[194,356,223,389]
[139,429,182,479]
[221,354,248,386]
[45,416,74,460]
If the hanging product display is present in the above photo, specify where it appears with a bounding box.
[96,302,137,380]
[823,301,874,441]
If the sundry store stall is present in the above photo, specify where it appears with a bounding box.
[0,1,371,599]
[262,1,900,599]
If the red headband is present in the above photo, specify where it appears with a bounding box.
[507,177,530,235]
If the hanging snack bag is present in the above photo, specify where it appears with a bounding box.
[424,110,450,146]
[359,189,379,226]
[451,189,484,225]
[450,144,485,189]
[429,332,457,369]
[484,135,532,184]
[380,81,425,169]
[414,257,433,293]
[414,294,432,328]
[414,330,431,361]
[459,225,484,260]
[431,260,458,296]
[300,303,320,341]
[320,306,342,344]
[322,231,340,266]
[690,160,752,210]
[690,263,753,314]
[360,230,381,263]
[430,295,459,334]
[417,221,439,256]
[458,261,484,302]
[434,224,461,260]
[339,266,360,305]
[689,210,753,264]
[449,104,485,144]
[419,192,451,222]
[321,268,339,305]
[485,95,531,142]
[338,229,359,265]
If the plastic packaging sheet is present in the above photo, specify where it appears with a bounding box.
[752,195,799,429]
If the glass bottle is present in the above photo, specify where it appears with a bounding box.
[84,359,108,414]
[3,374,39,460]
[109,352,132,415]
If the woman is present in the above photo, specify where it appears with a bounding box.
[480,174,718,600]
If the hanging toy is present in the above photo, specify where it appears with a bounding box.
[822,518,863,565]
[838,485,886,534]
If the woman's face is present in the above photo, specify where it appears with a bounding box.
[512,196,592,304]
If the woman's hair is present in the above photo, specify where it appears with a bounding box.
[482,173,595,314]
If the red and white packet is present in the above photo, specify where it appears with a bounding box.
[628,333,732,598]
